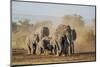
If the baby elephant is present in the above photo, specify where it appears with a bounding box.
[36,36,54,55]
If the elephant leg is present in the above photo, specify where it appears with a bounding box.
[45,49,49,55]
[58,43,62,56]
[68,46,71,56]
[40,47,43,54]
[50,45,53,55]
[40,47,44,55]
[50,48,53,55]
[56,48,59,56]
[59,44,64,56]
[70,43,74,55]
[56,44,61,56]
[33,47,36,54]
[64,47,67,56]
[55,47,59,56]
[70,46,72,55]
[36,45,39,55]
[63,42,67,56]
[33,49,35,54]
[54,45,57,55]
[59,49,63,56]
[66,46,68,55]
[73,44,75,54]
[33,44,36,54]
[37,44,44,55]
[52,49,54,55]
[62,45,67,56]
[44,49,47,55]
[28,45,31,55]
[30,47,33,55]
[72,43,74,54]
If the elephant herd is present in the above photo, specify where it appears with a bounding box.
[26,24,77,56]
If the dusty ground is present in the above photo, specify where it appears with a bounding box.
[12,49,96,66]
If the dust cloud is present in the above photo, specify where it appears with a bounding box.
[12,14,96,53]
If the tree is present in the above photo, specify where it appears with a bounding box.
[62,14,85,28]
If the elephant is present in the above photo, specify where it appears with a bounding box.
[53,25,72,56]
[36,38,44,55]
[36,26,52,55]
[70,29,77,55]
[65,26,77,55]
[26,25,77,56]
[36,36,54,55]
[26,26,49,55]
[48,30,68,56]
[49,36,60,56]
[26,34,39,55]
[56,33,70,56]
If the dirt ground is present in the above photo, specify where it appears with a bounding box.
[12,49,96,66]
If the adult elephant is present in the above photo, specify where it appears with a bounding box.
[70,29,77,55]
[26,34,39,55]
[57,31,70,56]
[54,24,70,56]
[65,26,77,55]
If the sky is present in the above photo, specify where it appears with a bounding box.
[12,1,95,23]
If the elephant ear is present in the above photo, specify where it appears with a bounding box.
[71,29,77,41]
